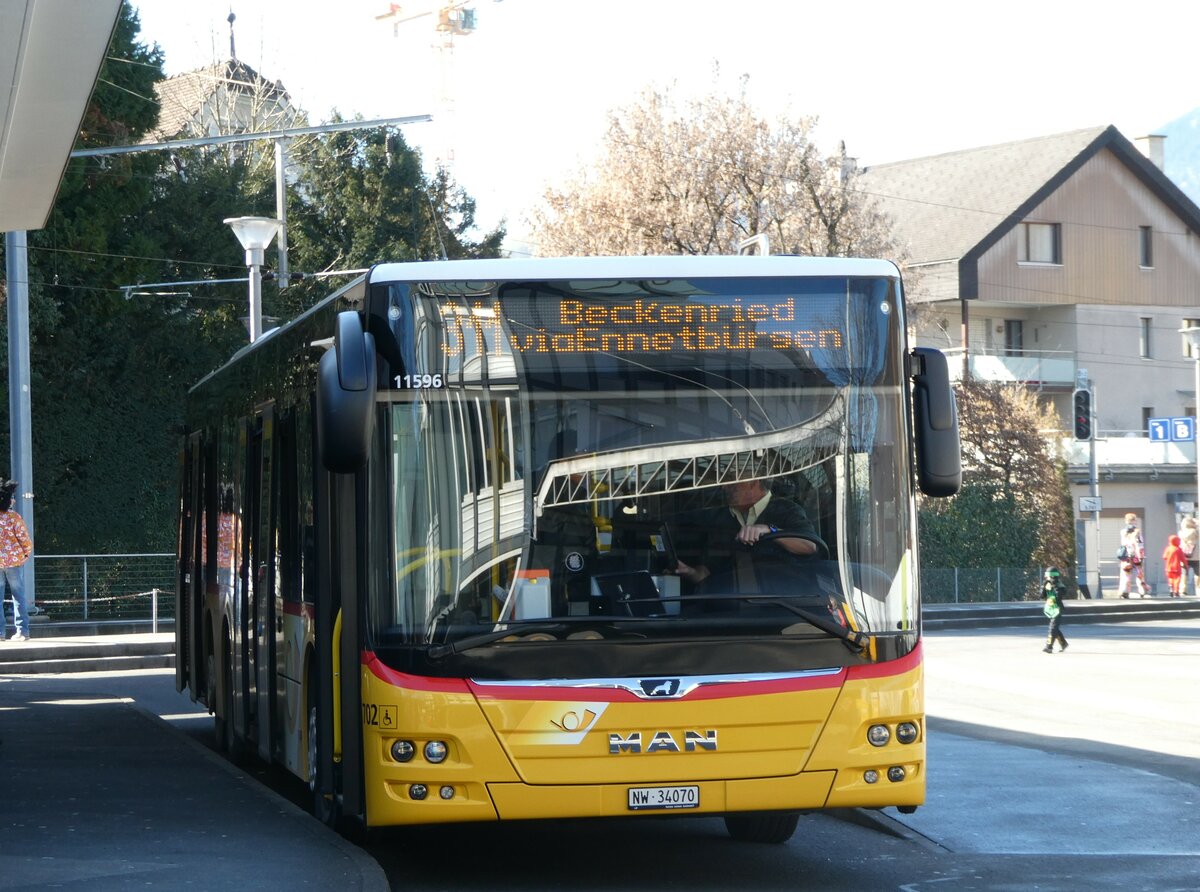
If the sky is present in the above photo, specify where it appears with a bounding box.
[132,0,1200,250]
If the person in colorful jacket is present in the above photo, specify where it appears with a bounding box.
[1117,513,1149,598]
[1041,567,1068,653]
[0,479,34,641]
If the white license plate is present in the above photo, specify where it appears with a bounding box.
[627,785,700,810]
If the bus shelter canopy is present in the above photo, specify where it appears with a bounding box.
[0,0,121,232]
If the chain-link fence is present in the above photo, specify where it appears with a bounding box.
[26,553,175,626]
[920,567,1048,604]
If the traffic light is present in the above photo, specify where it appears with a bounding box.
[1072,388,1092,440]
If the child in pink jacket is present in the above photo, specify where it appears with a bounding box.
[1162,535,1186,597]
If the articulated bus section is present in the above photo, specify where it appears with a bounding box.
[355,644,924,825]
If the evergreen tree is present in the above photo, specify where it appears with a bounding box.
[1,10,502,554]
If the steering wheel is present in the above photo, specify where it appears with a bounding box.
[761,530,830,561]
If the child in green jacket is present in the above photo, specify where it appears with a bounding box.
[1042,567,1068,653]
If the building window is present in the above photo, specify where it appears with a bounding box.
[1003,319,1024,356]
[1017,222,1061,264]
[1139,226,1153,267]
[1184,317,1200,359]
[1140,317,1152,359]
[1143,407,1154,434]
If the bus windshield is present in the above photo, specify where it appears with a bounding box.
[369,275,915,673]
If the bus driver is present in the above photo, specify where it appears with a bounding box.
[674,477,819,593]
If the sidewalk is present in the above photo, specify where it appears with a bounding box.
[0,671,388,891]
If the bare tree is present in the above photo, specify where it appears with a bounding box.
[953,379,1075,573]
[528,76,899,259]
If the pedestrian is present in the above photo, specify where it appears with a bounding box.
[1179,516,1198,597]
[1041,567,1068,653]
[1162,534,1186,597]
[1116,512,1149,598]
[0,479,34,642]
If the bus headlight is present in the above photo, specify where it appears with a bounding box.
[887,766,906,783]
[409,783,428,800]
[863,769,879,784]
[867,724,891,747]
[896,722,920,744]
[391,740,415,762]
[439,785,455,800]
[424,740,448,763]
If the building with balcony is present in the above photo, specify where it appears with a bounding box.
[860,126,1200,591]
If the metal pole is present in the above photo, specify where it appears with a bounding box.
[5,231,36,609]
[274,139,289,289]
[248,260,263,342]
[1089,422,1102,598]
[82,556,89,620]
[1192,353,1200,598]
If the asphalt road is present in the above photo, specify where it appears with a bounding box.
[15,619,1199,891]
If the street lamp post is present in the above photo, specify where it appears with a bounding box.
[224,216,282,342]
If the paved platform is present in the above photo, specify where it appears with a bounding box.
[0,671,387,891]
[2,619,1196,889]
[885,620,1200,855]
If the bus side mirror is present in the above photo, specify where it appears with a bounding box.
[911,347,961,497]
[316,310,377,473]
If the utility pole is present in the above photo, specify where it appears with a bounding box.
[1074,369,1101,598]
[4,231,37,608]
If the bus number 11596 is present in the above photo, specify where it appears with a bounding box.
[395,374,444,389]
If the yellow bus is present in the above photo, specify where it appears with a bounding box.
[176,255,960,842]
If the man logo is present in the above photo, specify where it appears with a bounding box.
[564,552,585,572]
[609,730,718,754]
[640,678,680,697]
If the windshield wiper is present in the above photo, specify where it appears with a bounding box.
[684,593,869,653]
[426,617,642,660]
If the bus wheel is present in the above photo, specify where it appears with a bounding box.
[723,811,800,844]
[206,650,227,752]
[308,681,338,827]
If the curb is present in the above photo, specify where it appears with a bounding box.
[123,690,391,892]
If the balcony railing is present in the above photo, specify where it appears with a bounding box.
[942,347,1075,387]
[1062,434,1197,472]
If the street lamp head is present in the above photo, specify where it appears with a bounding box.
[1181,324,1200,356]
[224,215,281,266]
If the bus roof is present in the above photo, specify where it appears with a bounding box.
[369,254,901,284]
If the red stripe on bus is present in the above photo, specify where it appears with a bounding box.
[468,671,846,703]
[363,653,472,693]
[845,641,922,680]
[362,645,921,700]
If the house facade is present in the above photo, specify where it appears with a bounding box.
[860,126,1200,593]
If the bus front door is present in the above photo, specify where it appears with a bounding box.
[248,407,278,762]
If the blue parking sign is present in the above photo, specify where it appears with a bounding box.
[1148,418,1170,441]
[1171,416,1196,442]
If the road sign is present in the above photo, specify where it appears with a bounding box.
[1079,496,1102,512]
[1170,416,1195,442]
[1148,418,1170,441]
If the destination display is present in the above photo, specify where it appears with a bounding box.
[440,294,847,355]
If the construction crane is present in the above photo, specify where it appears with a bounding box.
[375,3,480,169]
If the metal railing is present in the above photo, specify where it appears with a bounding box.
[921,567,1048,604]
[24,553,175,630]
